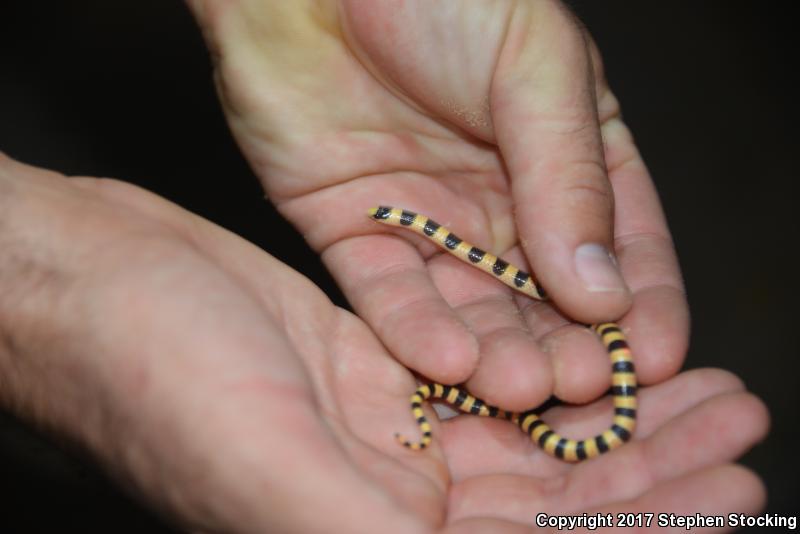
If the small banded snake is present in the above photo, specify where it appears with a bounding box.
[369,206,637,462]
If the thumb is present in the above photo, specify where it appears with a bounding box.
[491,1,631,323]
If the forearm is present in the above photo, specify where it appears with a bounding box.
[0,163,96,439]
[0,157,193,529]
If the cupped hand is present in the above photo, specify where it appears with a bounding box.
[0,155,766,533]
[187,0,689,411]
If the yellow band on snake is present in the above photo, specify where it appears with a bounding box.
[370,206,636,462]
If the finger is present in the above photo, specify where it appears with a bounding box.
[552,390,769,513]
[584,465,766,534]
[428,246,555,411]
[325,234,480,384]
[576,25,691,384]
[441,368,750,482]
[446,387,767,526]
[491,1,631,324]
[533,322,611,404]
[513,282,611,405]
[602,115,690,383]
[448,465,764,532]
[532,286,685,402]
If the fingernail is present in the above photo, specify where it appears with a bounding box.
[574,243,628,293]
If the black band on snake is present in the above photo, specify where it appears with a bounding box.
[369,206,636,462]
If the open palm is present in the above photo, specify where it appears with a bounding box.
[191,0,689,412]
[5,155,768,532]
[2,156,766,532]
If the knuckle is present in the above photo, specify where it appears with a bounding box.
[561,162,615,214]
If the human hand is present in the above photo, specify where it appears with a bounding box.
[0,155,766,532]
[0,154,427,532]
[187,0,689,411]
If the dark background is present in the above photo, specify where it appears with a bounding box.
[1,1,796,531]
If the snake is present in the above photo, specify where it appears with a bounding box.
[368,206,637,462]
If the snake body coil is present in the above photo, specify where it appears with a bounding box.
[369,206,637,462]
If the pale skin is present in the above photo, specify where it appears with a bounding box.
[187,0,688,410]
[0,154,769,533]
[0,0,769,532]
